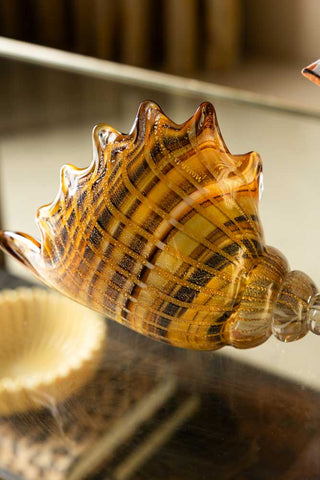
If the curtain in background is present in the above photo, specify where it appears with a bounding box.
[0,0,242,74]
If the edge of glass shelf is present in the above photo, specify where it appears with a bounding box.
[1,36,320,120]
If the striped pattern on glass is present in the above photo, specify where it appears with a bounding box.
[0,102,318,350]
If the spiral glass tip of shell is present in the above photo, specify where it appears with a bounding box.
[308,294,320,335]
[271,270,320,342]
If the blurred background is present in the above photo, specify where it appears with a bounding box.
[0,0,319,107]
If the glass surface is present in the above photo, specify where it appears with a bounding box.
[0,50,320,479]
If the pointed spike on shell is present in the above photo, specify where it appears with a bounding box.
[192,101,230,153]
[93,123,121,151]
[0,231,42,279]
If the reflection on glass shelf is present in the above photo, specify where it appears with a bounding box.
[2,37,319,119]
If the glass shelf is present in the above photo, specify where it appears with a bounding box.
[0,38,320,479]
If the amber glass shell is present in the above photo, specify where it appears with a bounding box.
[0,102,318,350]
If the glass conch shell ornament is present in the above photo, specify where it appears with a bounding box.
[0,101,319,351]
